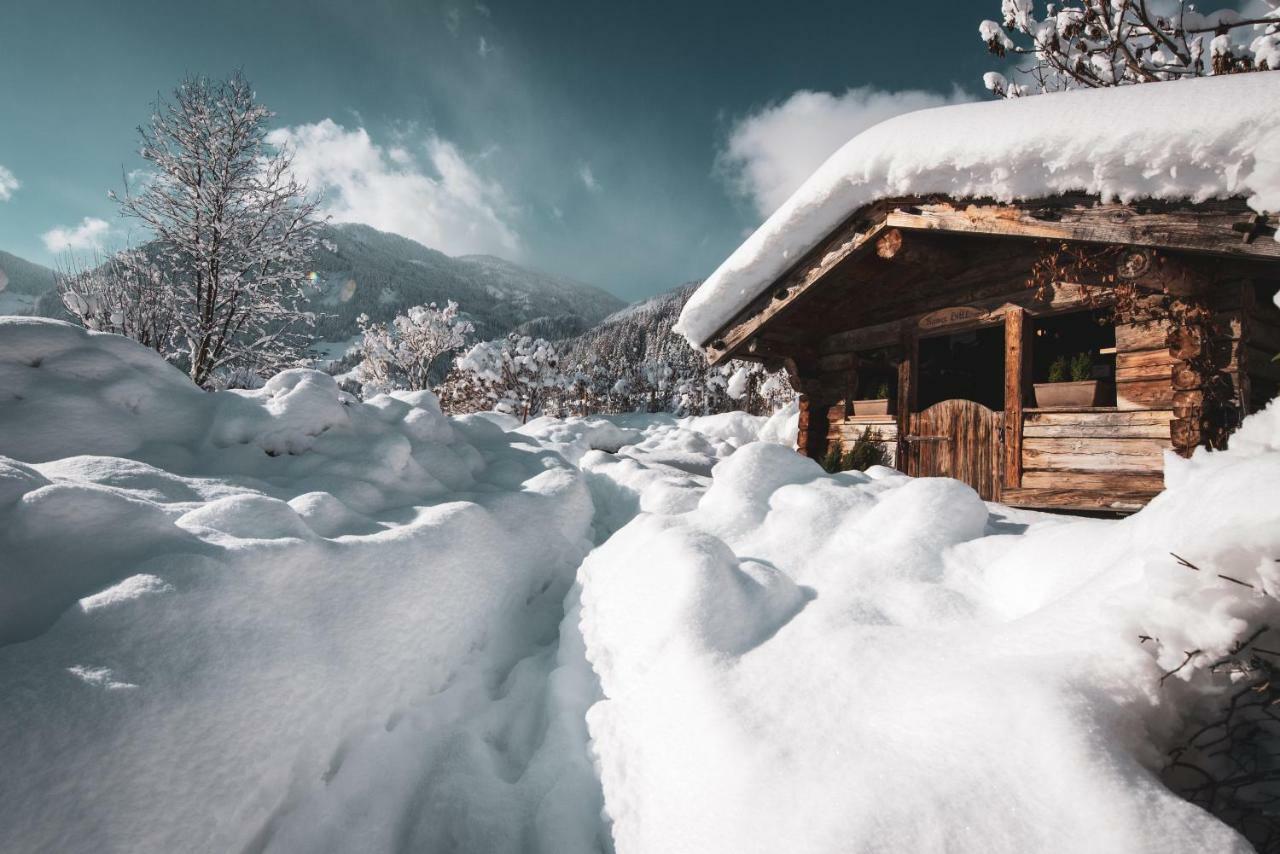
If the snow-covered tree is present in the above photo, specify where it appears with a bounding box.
[554,283,795,417]
[443,334,567,422]
[980,0,1280,97]
[60,249,176,354]
[353,301,474,395]
[113,72,324,386]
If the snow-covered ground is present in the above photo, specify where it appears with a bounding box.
[2,317,1279,852]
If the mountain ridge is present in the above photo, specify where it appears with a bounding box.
[0,223,628,344]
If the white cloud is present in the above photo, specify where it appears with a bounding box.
[0,165,19,201]
[578,163,600,192]
[719,86,973,217]
[478,36,493,58]
[41,217,111,253]
[268,119,520,257]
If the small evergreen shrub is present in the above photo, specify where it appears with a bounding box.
[821,428,891,473]
[1069,352,1094,382]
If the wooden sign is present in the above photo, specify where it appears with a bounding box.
[918,306,984,332]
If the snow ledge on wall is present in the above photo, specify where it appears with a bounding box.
[675,73,1280,348]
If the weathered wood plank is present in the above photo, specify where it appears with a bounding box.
[1116,378,1175,410]
[883,200,1279,261]
[1023,436,1167,472]
[1001,486,1159,512]
[1020,469,1165,491]
[1116,348,1177,382]
[1024,409,1172,425]
[1023,419,1171,438]
[1116,321,1171,352]
[836,415,899,426]
[818,320,901,355]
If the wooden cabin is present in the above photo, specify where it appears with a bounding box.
[698,196,1280,512]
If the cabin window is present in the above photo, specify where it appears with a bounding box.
[850,346,896,403]
[1031,309,1116,404]
[917,325,1005,411]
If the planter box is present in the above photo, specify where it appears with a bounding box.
[852,398,892,416]
[1033,380,1104,408]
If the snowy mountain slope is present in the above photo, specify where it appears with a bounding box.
[559,282,694,366]
[2,317,1280,852]
[0,250,58,315]
[1,224,626,348]
[309,224,625,342]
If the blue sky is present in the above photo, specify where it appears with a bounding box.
[0,0,995,300]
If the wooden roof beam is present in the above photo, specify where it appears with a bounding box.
[701,196,1277,364]
[703,217,891,365]
[884,201,1280,261]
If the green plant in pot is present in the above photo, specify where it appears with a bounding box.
[1035,352,1105,408]
[852,381,893,417]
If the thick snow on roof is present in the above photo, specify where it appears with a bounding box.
[676,73,1280,347]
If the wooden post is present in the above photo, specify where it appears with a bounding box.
[895,321,918,474]
[784,354,828,460]
[796,395,815,458]
[1003,308,1030,491]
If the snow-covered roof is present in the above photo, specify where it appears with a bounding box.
[676,73,1280,347]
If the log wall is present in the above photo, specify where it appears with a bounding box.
[825,415,898,467]
[1019,409,1169,494]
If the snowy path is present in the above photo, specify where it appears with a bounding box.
[4,319,1280,853]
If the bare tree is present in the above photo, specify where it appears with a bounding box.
[113,72,323,386]
[60,249,176,353]
[980,1,1280,97]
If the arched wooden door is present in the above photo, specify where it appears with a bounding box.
[905,399,1002,500]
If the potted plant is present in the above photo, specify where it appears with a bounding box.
[852,382,893,416]
[1034,353,1104,408]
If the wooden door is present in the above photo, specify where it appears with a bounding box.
[905,399,1002,500]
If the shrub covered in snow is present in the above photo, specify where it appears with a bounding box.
[442,333,568,423]
[352,300,474,395]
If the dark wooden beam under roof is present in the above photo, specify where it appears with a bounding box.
[702,195,1277,365]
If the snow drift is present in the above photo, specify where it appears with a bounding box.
[580,425,1280,852]
[676,73,1280,346]
[0,319,606,852]
[2,317,1280,852]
